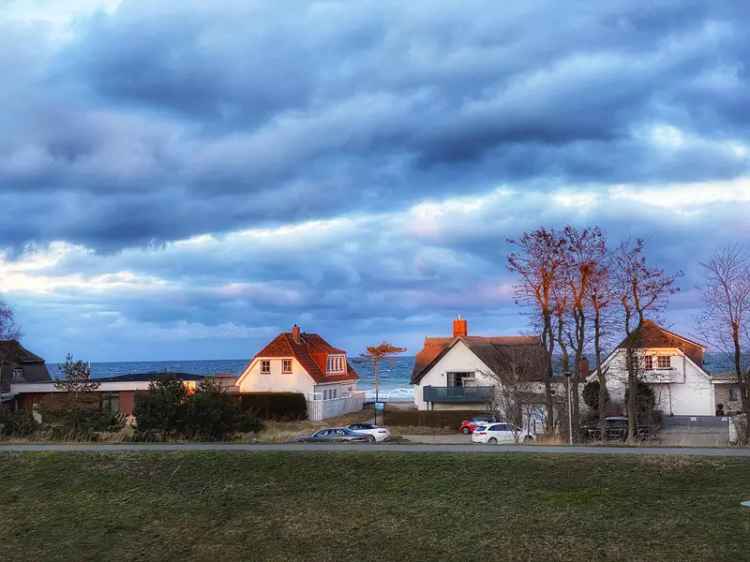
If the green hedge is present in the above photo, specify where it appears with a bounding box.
[237,393,307,421]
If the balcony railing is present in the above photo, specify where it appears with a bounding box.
[423,385,494,403]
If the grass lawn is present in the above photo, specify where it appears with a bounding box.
[1,452,749,561]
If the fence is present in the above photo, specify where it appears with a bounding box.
[307,391,366,421]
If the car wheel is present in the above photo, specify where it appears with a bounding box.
[462,427,470,434]
[524,435,534,442]
[489,437,498,444]
[367,435,376,443]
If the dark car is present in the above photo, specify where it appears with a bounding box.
[299,427,372,443]
[459,415,500,434]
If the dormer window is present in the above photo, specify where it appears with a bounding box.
[644,356,653,370]
[327,354,346,374]
[657,356,671,369]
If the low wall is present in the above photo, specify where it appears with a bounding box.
[307,392,365,421]
[383,409,482,429]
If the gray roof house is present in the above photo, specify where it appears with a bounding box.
[0,340,51,393]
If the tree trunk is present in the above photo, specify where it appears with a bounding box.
[542,310,555,433]
[594,312,608,443]
[626,346,639,444]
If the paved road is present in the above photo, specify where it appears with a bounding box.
[1,443,749,457]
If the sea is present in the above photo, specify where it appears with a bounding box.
[48,356,418,401]
[47,352,739,402]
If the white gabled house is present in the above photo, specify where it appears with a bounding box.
[410,318,549,412]
[236,324,365,420]
[589,320,735,417]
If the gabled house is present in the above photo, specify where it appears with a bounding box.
[589,320,728,417]
[410,318,548,411]
[0,340,51,395]
[236,324,364,420]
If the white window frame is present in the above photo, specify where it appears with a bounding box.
[282,359,293,374]
[656,356,671,370]
[326,354,346,374]
[643,356,653,370]
[260,360,271,374]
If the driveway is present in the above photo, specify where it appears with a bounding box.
[1,442,749,457]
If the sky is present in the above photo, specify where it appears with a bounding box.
[1,0,750,362]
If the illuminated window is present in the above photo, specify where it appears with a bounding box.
[282,359,292,374]
[643,356,653,370]
[657,356,671,369]
[260,360,271,374]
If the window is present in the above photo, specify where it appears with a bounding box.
[326,354,346,373]
[282,359,292,374]
[101,392,120,415]
[643,356,653,370]
[657,356,671,369]
[260,360,271,374]
[332,388,337,399]
[729,386,739,402]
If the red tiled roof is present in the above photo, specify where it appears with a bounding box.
[411,335,544,384]
[252,332,358,383]
[617,320,705,367]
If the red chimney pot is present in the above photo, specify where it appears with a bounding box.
[291,324,301,344]
[452,317,468,338]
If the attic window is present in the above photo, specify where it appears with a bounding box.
[11,368,24,382]
[643,356,653,370]
[326,354,346,374]
[260,360,271,374]
[282,359,292,374]
[657,356,671,369]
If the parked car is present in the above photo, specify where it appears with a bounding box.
[459,415,499,434]
[347,423,391,442]
[471,422,534,444]
[299,428,372,443]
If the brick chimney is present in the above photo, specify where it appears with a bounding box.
[452,316,468,338]
[579,356,590,379]
[291,324,301,344]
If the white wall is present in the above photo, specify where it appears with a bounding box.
[413,341,497,411]
[598,349,715,416]
[238,357,314,395]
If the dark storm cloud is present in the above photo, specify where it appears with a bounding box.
[3,1,750,251]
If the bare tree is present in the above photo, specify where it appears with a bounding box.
[588,253,615,442]
[698,246,750,421]
[560,226,607,441]
[612,239,680,443]
[483,344,550,442]
[0,300,21,341]
[507,229,567,432]
[54,354,100,398]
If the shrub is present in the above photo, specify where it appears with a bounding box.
[38,394,124,440]
[0,408,38,437]
[625,382,657,424]
[184,379,243,441]
[238,393,307,420]
[133,377,188,439]
[582,380,609,413]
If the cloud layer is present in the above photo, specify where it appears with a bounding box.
[2,1,750,360]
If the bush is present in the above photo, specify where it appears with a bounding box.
[38,395,125,440]
[184,380,248,441]
[625,382,657,424]
[0,409,38,437]
[238,393,307,420]
[133,377,188,439]
[134,377,265,441]
[582,381,609,413]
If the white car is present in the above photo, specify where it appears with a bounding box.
[347,423,391,442]
[471,422,534,444]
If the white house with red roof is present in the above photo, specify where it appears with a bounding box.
[588,320,737,417]
[236,324,364,420]
[411,318,548,412]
